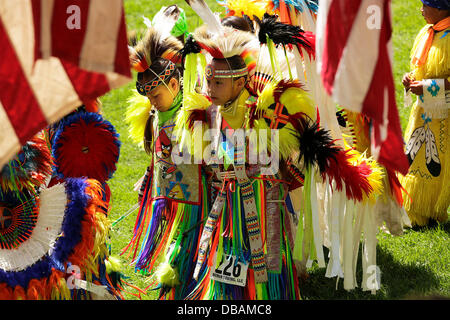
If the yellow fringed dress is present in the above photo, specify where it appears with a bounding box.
[401,25,450,226]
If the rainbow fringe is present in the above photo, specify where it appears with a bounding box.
[122,175,209,300]
[186,178,300,300]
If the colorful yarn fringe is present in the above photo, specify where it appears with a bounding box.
[122,175,209,300]
[186,178,300,300]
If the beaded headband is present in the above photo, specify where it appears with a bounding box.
[205,64,248,81]
[136,61,176,96]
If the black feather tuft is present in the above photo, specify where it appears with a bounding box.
[256,13,312,51]
[179,34,202,64]
[296,119,341,173]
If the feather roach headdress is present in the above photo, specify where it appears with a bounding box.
[186,0,260,77]
[192,24,260,60]
[144,5,189,40]
[129,25,183,73]
[185,0,224,35]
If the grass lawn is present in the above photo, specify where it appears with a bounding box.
[100,0,449,300]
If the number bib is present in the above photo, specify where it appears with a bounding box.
[211,254,249,287]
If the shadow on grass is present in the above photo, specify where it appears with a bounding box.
[299,245,441,300]
[410,219,450,235]
[442,220,450,235]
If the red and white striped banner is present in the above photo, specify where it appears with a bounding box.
[316,0,409,175]
[0,0,131,168]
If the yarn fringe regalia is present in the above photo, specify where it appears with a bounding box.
[122,11,211,299]
[400,22,450,226]
[175,36,210,160]
[186,0,400,297]
[186,178,300,300]
[121,175,209,300]
[185,0,311,299]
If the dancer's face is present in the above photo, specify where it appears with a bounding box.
[206,59,246,106]
[420,4,449,24]
[137,74,180,112]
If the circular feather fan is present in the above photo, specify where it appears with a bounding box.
[0,133,52,194]
[0,179,123,300]
[52,112,121,183]
[0,186,66,271]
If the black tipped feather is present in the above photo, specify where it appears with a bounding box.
[178,34,202,64]
[255,13,312,51]
[296,119,340,173]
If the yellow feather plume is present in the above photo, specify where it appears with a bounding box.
[343,140,384,204]
[155,262,180,287]
[221,0,272,20]
[254,80,316,160]
[174,92,211,162]
[125,91,152,148]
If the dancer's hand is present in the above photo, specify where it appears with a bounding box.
[402,72,414,90]
[409,81,424,96]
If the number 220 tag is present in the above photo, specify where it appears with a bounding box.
[211,254,249,287]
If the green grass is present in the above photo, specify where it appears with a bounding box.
[99,0,450,300]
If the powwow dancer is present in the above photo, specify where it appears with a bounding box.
[0,128,124,300]
[179,0,383,299]
[250,0,410,292]
[401,0,449,227]
[122,22,210,299]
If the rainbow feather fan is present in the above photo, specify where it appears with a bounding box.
[0,132,52,195]
[0,178,123,300]
[52,112,121,183]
